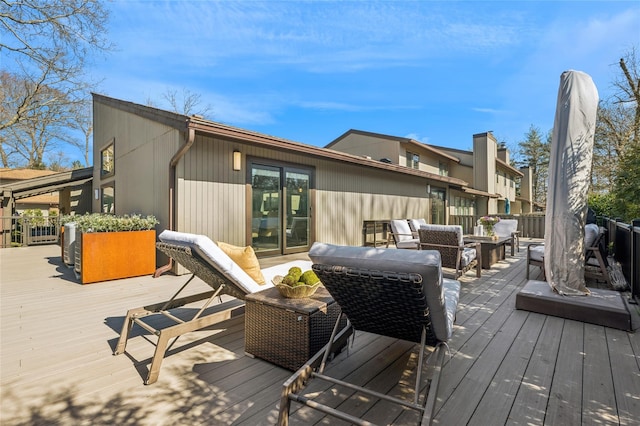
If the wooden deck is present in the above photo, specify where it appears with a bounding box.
[1,243,638,425]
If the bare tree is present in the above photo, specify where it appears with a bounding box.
[592,46,639,194]
[162,87,214,118]
[0,0,110,167]
[66,97,93,167]
[612,47,640,145]
[1,76,77,168]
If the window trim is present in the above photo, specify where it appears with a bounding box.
[101,183,115,214]
[100,140,115,178]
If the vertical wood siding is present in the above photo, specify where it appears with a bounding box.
[175,134,435,248]
[92,102,178,234]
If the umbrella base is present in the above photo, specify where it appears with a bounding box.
[516,280,632,331]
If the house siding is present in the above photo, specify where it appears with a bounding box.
[92,100,180,233]
[175,134,431,248]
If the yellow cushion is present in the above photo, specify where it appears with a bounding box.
[216,242,266,285]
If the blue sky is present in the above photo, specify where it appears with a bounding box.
[89,0,640,158]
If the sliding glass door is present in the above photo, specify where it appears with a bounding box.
[250,162,313,255]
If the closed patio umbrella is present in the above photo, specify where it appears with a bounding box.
[544,70,599,295]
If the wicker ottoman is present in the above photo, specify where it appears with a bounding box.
[244,286,347,371]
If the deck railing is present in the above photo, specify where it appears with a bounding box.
[0,215,60,248]
[602,217,640,301]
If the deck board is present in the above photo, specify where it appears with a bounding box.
[1,242,639,425]
[545,320,585,425]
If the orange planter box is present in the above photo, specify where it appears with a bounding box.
[78,230,156,284]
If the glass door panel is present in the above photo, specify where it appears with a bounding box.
[251,165,281,253]
[431,188,446,225]
[285,170,310,250]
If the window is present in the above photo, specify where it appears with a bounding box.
[496,172,499,183]
[102,184,115,213]
[439,161,449,177]
[406,151,419,169]
[101,142,114,177]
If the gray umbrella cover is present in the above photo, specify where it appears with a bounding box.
[544,70,599,295]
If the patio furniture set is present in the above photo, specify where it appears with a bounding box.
[113,229,461,425]
[386,218,521,278]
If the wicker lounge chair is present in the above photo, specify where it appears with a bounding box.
[278,243,460,426]
[418,224,481,278]
[114,230,311,384]
[387,219,420,249]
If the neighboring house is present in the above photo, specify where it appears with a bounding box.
[0,169,60,215]
[0,168,92,247]
[0,168,93,217]
[327,129,534,217]
[93,94,494,267]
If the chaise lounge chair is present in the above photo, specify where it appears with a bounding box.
[278,243,460,425]
[114,229,311,384]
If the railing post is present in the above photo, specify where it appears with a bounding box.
[632,219,640,303]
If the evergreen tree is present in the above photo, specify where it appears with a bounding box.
[517,125,550,206]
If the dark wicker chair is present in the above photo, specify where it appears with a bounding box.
[526,224,611,287]
[279,243,460,426]
[418,224,481,278]
[114,230,311,384]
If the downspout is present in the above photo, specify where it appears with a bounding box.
[154,125,196,277]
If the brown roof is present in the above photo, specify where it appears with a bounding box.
[18,193,59,206]
[0,168,58,182]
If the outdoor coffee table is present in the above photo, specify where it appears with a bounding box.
[244,286,348,371]
[463,235,512,269]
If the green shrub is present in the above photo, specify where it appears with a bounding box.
[61,213,159,233]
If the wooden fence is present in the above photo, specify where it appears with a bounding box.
[450,214,546,238]
[0,215,60,248]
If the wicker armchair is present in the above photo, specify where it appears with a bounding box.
[418,224,481,278]
[279,243,460,426]
[114,230,312,384]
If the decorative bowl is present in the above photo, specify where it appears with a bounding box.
[272,275,322,299]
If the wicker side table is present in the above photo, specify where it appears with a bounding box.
[244,286,347,371]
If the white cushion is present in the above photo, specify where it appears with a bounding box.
[493,219,518,238]
[390,219,413,242]
[529,245,545,262]
[460,247,477,267]
[390,219,419,249]
[408,218,427,233]
[159,230,312,294]
[396,239,420,249]
[584,223,599,249]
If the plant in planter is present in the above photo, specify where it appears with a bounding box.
[478,216,500,238]
[65,213,159,284]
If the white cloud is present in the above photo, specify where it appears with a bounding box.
[404,133,430,144]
